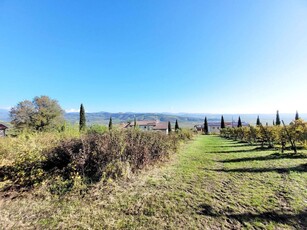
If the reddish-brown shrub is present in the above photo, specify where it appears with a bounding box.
[44,129,186,183]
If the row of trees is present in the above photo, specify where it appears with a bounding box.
[202,111,301,135]
[220,118,306,154]
[202,115,243,135]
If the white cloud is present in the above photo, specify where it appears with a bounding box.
[65,108,79,113]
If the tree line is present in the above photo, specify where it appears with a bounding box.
[9,96,182,133]
[219,111,306,154]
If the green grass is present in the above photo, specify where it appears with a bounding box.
[1,135,307,229]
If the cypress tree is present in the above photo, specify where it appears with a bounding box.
[204,117,208,134]
[256,116,261,126]
[237,116,242,127]
[79,103,86,131]
[109,117,112,130]
[273,120,275,126]
[295,111,299,120]
[133,116,137,129]
[175,119,179,131]
[168,121,172,133]
[221,115,225,129]
[276,110,281,126]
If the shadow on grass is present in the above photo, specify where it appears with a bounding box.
[218,144,255,148]
[210,163,307,174]
[218,153,307,163]
[197,204,307,228]
[211,146,276,154]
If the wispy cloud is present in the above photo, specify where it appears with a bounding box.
[65,108,79,113]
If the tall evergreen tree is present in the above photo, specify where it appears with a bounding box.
[79,103,86,131]
[295,111,299,120]
[133,116,137,129]
[175,119,179,131]
[273,120,275,126]
[256,116,261,126]
[204,117,208,135]
[237,116,242,127]
[168,121,172,133]
[108,117,112,130]
[275,110,281,125]
[221,115,225,129]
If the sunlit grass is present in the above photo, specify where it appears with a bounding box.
[1,135,307,229]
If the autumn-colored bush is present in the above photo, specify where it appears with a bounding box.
[44,129,182,183]
[0,128,192,194]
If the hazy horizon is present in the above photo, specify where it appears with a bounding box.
[1,107,306,116]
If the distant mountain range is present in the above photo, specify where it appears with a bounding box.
[0,109,10,122]
[64,112,205,127]
[0,109,305,127]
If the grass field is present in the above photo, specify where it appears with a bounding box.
[1,135,307,229]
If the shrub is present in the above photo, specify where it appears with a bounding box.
[43,129,187,185]
[86,124,108,134]
[1,128,193,194]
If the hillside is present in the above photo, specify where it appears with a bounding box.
[0,109,9,123]
[1,109,306,127]
[64,112,204,126]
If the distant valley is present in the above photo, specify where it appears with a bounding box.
[1,109,305,128]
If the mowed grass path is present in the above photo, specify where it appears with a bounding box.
[1,136,307,229]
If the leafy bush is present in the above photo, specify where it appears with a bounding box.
[44,129,181,183]
[0,128,192,194]
[86,124,108,134]
[175,128,194,141]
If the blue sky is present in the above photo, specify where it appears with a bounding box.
[0,0,306,113]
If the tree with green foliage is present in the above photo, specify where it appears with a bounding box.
[273,120,275,126]
[108,117,112,130]
[275,110,281,126]
[10,96,64,131]
[256,116,261,126]
[204,117,208,134]
[237,116,242,127]
[175,119,179,131]
[168,121,172,133]
[79,103,86,131]
[32,96,64,131]
[221,115,225,129]
[295,111,299,120]
[10,100,36,130]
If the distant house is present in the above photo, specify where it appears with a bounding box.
[194,121,249,134]
[0,124,8,137]
[123,120,169,134]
